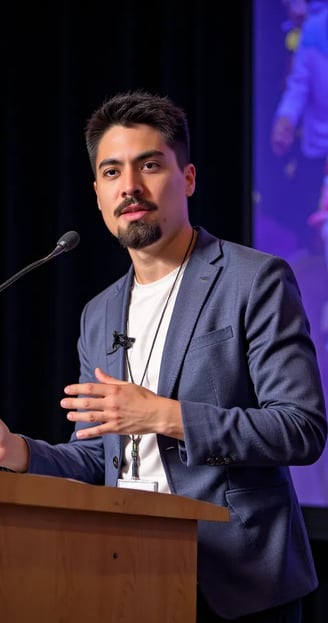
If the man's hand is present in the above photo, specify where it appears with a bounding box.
[0,419,29,472]
[60,367,184,440]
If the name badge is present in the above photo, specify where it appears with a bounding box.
[117,478,158,492]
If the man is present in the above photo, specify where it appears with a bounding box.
[0,90,326,622]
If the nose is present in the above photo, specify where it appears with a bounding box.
[121,168,143,198]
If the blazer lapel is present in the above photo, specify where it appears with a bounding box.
[104,266,135,379]
[158,230,223,397]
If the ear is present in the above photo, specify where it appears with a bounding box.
[185,163,196,197]
[93,181,102,211]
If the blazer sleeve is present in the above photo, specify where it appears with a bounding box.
[179,255,327,467]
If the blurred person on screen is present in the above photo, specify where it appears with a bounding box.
[271,0,328,250]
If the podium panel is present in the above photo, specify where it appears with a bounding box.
[0,472,229,623]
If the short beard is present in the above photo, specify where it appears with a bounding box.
[117,221,162,250]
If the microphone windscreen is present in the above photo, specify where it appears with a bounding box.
[56,231,80,252]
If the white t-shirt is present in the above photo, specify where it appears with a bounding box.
[119,263,187,493]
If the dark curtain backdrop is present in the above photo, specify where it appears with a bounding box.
[1,0,252,440]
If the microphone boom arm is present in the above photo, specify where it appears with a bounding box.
[0,230,80,294]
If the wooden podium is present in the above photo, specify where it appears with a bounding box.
[0,472,229,623]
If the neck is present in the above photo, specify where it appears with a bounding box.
[131,227,196,284]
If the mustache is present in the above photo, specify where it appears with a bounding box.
[114,197,158,218]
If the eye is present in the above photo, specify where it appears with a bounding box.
[142,161,160,172]
[103,167,119,178]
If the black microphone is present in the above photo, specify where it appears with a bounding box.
[0,230,80,294]
[107,330,135,355]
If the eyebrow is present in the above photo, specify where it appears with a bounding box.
[98,150,165,171]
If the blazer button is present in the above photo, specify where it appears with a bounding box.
[206,457,216,466]
[206,456,232,466]
[113,456,119,469]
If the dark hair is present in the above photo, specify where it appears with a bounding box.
[85,90,190,176]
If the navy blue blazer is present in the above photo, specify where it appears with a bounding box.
[26,227,327,618]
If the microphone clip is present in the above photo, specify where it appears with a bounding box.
[107,330,135,355]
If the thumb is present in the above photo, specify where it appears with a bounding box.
[94,367,127,385]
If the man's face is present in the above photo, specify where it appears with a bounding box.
[93,123,195,249]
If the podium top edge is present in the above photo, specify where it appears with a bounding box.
[0,471,229,523]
